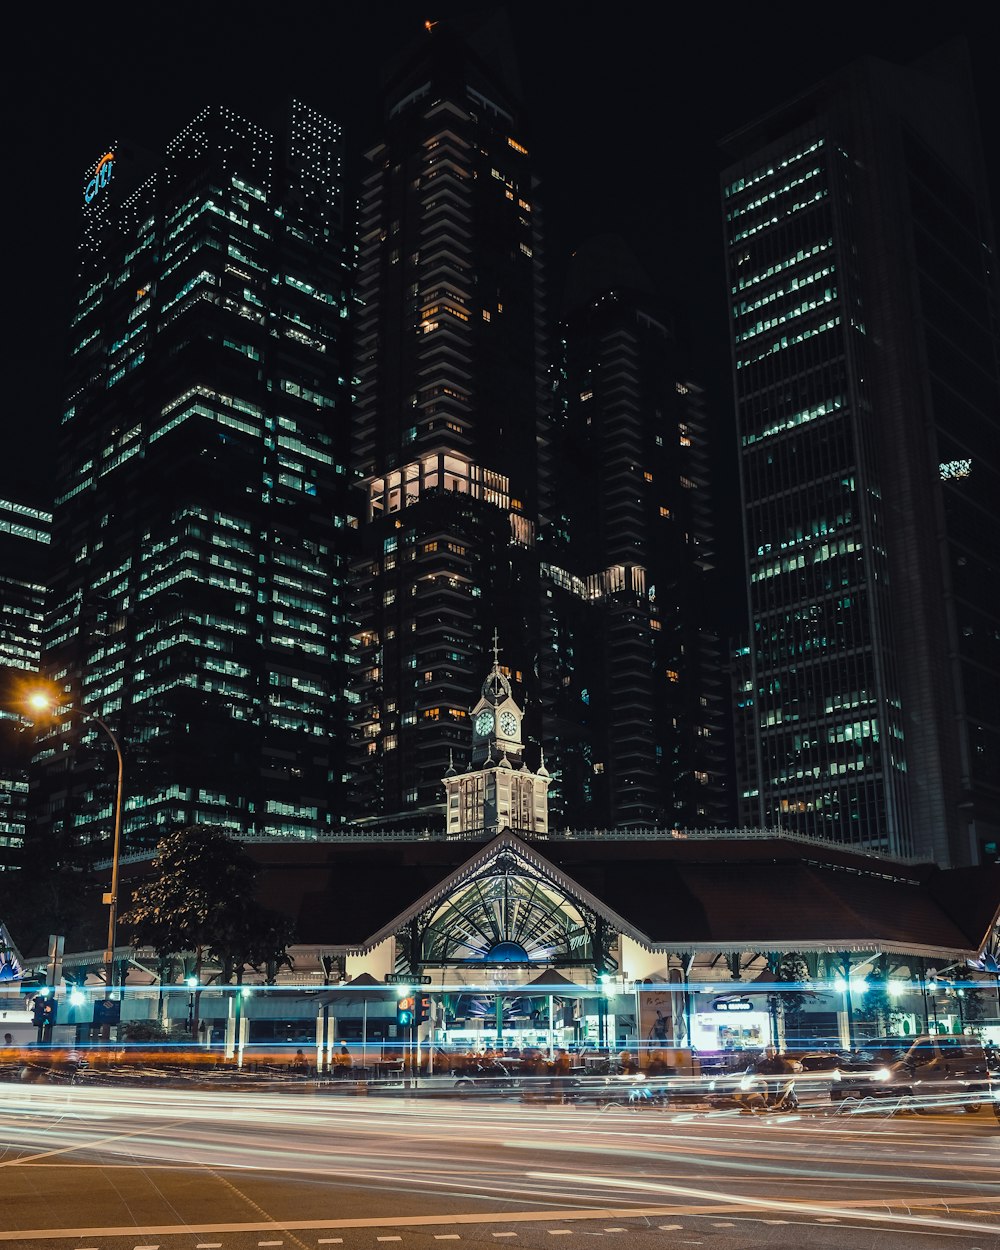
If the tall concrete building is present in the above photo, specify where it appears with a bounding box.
[349,19,547,826]
[541,239,729,830]
[0,497,50,868]
[723,43,1000,865]
[36,101,354,854]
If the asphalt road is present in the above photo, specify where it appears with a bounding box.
[0,1084,998,1250]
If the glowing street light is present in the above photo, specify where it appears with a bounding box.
[26,688,125,998]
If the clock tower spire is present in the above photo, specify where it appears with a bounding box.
[442,633,550,838]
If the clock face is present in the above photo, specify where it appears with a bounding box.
[499,710,518,738]
[475,710,495,736]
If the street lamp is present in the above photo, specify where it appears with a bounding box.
[27,690,125,996]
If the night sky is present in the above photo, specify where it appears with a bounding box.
[7,1,998,625]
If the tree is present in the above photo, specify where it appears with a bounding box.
[774,953,813,1041]
[119,825,293,1036]
[860,958,894,1035]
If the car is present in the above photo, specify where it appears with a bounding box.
[832,1035,996,1113]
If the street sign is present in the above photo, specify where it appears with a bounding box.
[384,974,431,985]
[714,998,753,1012]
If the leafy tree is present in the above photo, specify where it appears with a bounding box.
[860,960,894,1034]
[775,953,813,1039]
[119,825,293,1034]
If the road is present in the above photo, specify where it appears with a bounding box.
[0,1084,997,1250]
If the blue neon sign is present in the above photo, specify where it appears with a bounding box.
[84,152,115,204]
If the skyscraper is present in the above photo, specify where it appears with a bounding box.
[0,497,50,868]
[723,43,1000,865]
[541,239,729,829]
[36,101,354,854]
[349,19,547,826]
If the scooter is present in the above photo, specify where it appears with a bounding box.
[737,1072,799,1114]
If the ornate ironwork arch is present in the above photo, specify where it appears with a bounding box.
[412,848,600,967]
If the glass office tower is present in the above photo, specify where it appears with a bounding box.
[0,498,50,868]
[37,102,354,854]
[723,44,1000,864]
[349,20,547,826]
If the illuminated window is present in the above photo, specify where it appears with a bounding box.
[666,670,679,683]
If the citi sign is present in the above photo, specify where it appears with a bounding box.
[84,151,115,204]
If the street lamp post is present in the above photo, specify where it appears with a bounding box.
[27,693,125,995]
[94,712,125,995]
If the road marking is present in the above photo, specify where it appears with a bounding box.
[436,1239,461,1242]
[6,1195,1000,1244]
[377,1239,402,1244]
[197,1245,223,1248]
[604,1230,627,1234]
[492,1237,517,1240]
[135,1245,160,1249]
[317,1241,343,1245]
[259,1243,283,1247]
[711,1222,735,1227]
[547,1233,572,1237]
[658,1228,684,1233]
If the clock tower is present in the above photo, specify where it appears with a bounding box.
[443,632,550,837]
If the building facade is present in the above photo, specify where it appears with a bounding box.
[348,20,547,826]
[723,44,1000,864]
[0,498,50,868]
[541,239,729,830]
[35,102,354,854]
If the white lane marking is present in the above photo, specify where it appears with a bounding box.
[658,1228,684,1232]
[604,1230,627,1234]
[377,1239,402,1244]
[318,1241,344,1245]
[711,1222,735,1227]
[14,1199,980,1243]
[259,1243,283,1247]
[135,1245,160,1249]
[547,1233,572,1237]
[197,1245,223,1248]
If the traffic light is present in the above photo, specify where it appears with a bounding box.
[397,996,415,1027]
[417,995,431,1024]
[32,995,56,1028]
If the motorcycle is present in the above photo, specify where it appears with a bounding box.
[736,1071,799,1114]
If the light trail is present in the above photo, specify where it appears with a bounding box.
[528,1170,1000,1237]
[1,1083,998,1246]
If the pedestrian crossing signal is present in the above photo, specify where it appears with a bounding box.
[397,996,415,1027]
